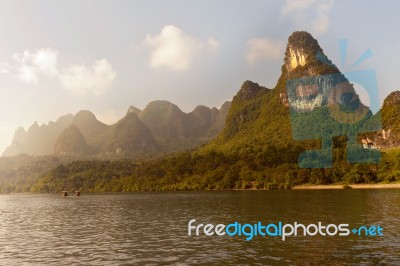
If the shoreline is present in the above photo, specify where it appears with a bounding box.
[3,183,400,194]
[292,183,400,190]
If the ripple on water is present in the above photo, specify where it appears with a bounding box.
[0,190,398,265]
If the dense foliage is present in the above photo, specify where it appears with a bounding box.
[13,147,394,193]
[0,154,73,193]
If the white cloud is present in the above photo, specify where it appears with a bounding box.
[282,0,334,34]
[145,25,219,70]
[32,48,58,77]
[246,38,284,64]
[18,64,38,84]
[60,59,116,95]
[12,48,59,83]
[1,48,116,95]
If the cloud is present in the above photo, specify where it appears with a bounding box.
[60,59,116,96]
[12,48,59,83]
[31,48,59,77]
[282,0,334,34]
[246,38,284,64]
[18,64,38,84]
[1,48,116,95]
[145,25,219,70]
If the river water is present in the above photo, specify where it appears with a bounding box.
[0,190,399,265]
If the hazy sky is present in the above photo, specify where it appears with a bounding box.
[0,0,399,152]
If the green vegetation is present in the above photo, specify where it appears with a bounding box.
[0,154,74,193]
[24,147,399,193]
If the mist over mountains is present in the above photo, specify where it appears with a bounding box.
[3,100,231,157]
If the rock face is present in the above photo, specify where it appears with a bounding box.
[287,46,306,69]
[3,100,231,157]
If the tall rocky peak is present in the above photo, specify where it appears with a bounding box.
[279,31,364,113]
[283,31,338,78]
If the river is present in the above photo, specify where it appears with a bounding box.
[0,190,399,265]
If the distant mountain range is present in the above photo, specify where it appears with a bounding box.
[3,100,231,157]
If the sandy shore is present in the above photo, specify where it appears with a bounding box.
[293,183,400,189]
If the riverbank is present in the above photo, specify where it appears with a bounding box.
[293,183,400,189]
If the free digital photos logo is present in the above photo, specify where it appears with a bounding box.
[286,39,382,168]
[188,219,384,241]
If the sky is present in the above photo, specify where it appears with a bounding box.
[0,0,400,153]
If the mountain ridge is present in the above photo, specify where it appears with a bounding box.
[2,100,231,157]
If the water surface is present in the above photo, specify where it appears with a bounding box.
[0,190,399,265]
